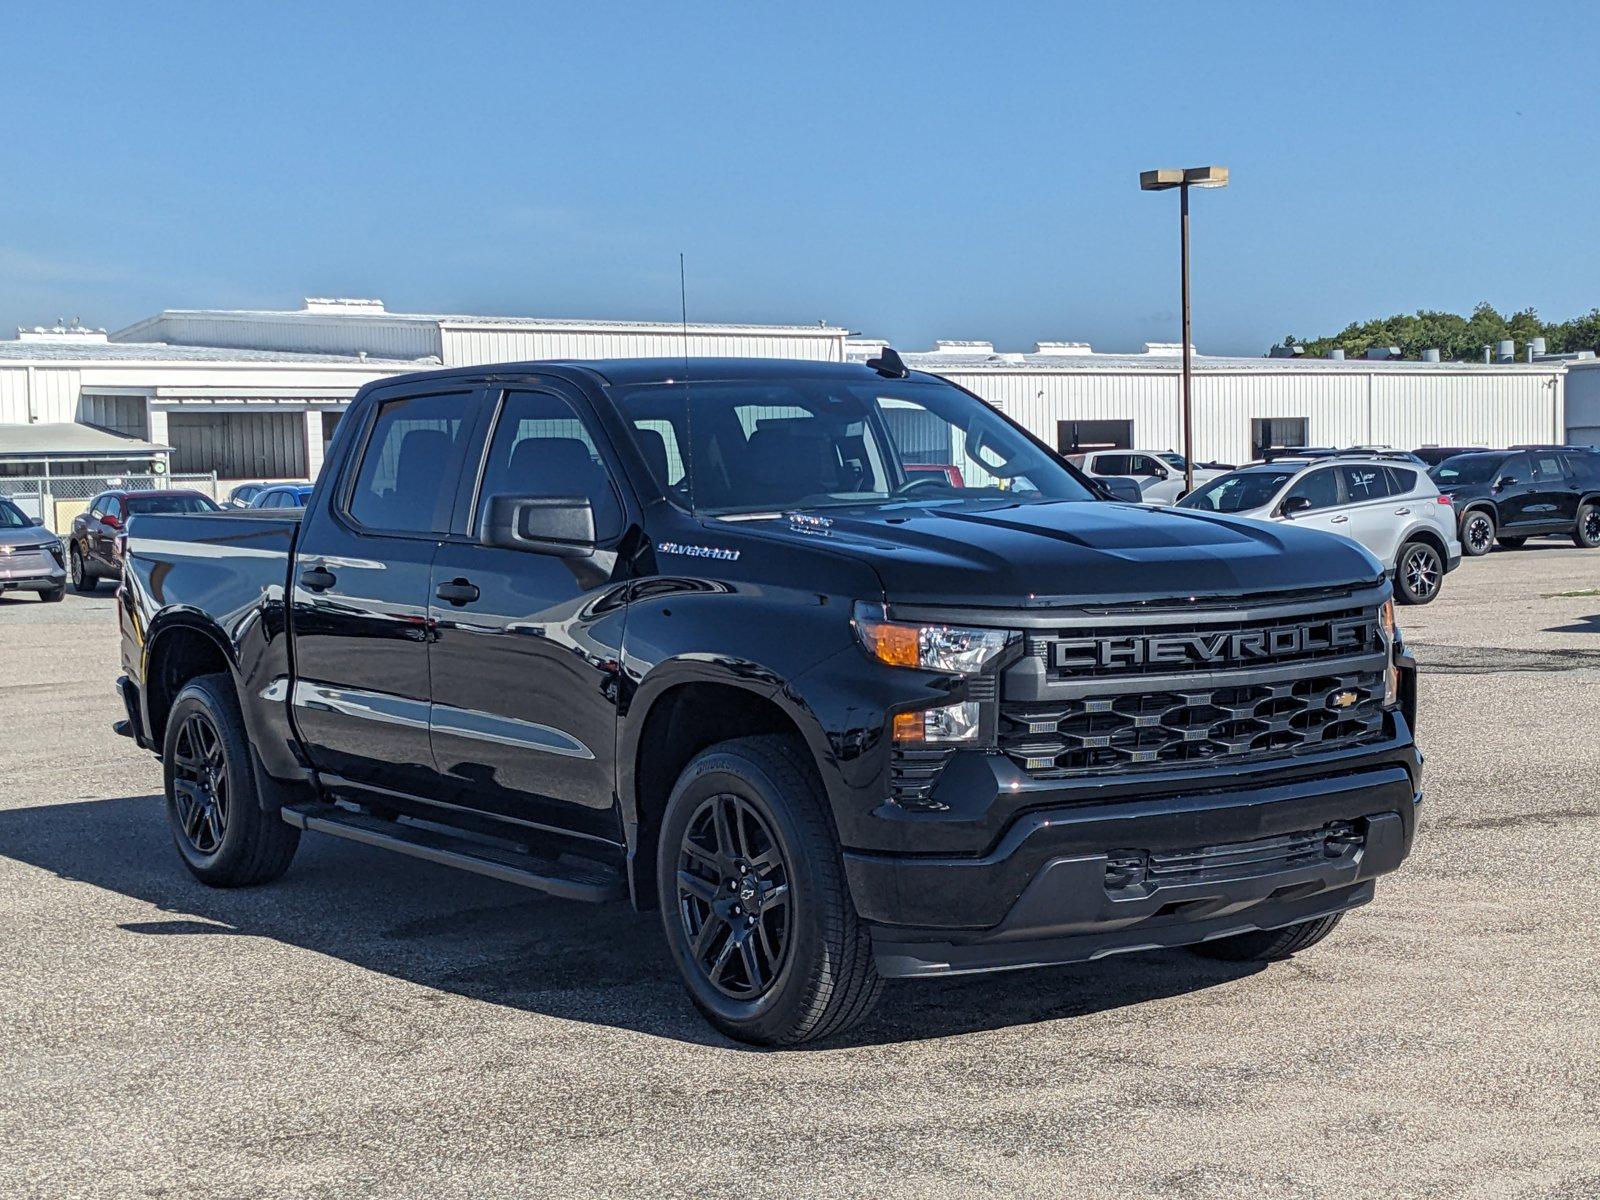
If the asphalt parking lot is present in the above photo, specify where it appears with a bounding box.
[1,548,1597,1200]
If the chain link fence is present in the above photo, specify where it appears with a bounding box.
[1,473,220,533]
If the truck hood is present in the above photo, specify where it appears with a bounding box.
[738,500,1384,608]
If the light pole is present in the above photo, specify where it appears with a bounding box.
[1140,165,1228,497]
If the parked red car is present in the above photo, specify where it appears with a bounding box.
[69,488,218,592]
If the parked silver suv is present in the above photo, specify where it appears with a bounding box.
[1177,457,1462,604]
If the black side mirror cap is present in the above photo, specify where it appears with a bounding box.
[481,494,596,558]
[1097,477,1144,503]
[1281,495,1313,517]
[1495,475,1519,488]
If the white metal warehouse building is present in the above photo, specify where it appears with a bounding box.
[0,297,1591,520]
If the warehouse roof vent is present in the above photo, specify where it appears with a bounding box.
[1364,345,1401,360]
[1328,347,1346,360]
[931,340,994,356]
[16,321,109,343]
[1422,348,1442,363]
[1142,342,1193,356]
[1033,341,1094,356]
[301,297,387,315]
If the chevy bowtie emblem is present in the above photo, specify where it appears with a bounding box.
[1329,690,1360,710]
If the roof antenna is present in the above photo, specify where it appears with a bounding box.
[679,252,698,514]
[866,345,909,379]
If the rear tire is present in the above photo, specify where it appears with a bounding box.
[1394,540,1443,605]
[1190,913,1344,962]
[1496,535,1527,549]
[162,673,300,887]
[657,735,882,1046]
[1459,509,1496,557]
[1574,503,1600,549]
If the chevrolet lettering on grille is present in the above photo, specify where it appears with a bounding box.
[1052,616,1375,671]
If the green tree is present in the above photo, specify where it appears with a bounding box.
[1280,303,1600,360]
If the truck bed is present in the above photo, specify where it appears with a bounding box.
[124,510,299,613]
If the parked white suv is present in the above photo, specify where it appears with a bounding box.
[1176,457,1462,604]
[1067,449,1227,505]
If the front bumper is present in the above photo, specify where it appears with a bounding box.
[849,761,1420,978]
[0,546,66,590]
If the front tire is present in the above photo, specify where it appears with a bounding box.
[1190,913,1344,962]
[657,735,881,1046]
[1575,502,1600,549]
[162,673,299,887]
[1496,535,1527,549]
[1459,509,1496,557]
[1395,540,1443,605]
[69,544,98,592]
[38,584,65,603]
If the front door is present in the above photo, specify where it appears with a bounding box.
[426,383,632,843]
[1492,454,1541,531]
[1279,466,1348,538]
[290,384,482,798]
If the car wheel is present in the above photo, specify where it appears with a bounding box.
[657,735,882,1046]
[1496,535,1527,549]
[1459,510,1496,557]
[1190,913,1344,962]
[38,585,65,603]
[1575,503,1600,549]
[1395,540,1443,605]
[69,544,97,592]
[163,673,300,887]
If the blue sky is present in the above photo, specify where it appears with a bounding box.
[1,1,1596,354]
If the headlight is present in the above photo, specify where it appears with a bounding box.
[853,602,1014,675]
[1379,597,1399,707]
[892,701,982,745]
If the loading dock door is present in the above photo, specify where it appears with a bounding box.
[1056,420,1132,454]
[167,412,308,480]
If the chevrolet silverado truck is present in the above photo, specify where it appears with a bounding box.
[115,354,1421,1045]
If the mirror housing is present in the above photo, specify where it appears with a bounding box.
[481,494,596,558]
[1495,474,1519,489]
[1097,476,1144,503]
[1281,495,1313,517]
[29,515,44,527]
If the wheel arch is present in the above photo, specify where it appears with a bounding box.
[621,662,832,911]
[142,614,238,748]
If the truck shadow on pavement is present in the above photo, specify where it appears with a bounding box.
[0,793,1264,1050]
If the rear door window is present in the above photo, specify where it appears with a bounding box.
[1531,454,1565,483]
[1339,465,1393,504]
[346,391,475,534]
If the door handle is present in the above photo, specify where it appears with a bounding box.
[300,566,337,592]
[1393,507,1411,515]
[1331,515,1350,524]
[436,578,480,606]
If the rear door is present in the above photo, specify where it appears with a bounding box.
[290,383,485,799]
[1530,452,1579,528]
[1338,463,1403,567]
[424,381,631,842]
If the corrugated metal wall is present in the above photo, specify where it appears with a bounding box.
[0,366,84,425]
[932,367,1562,465]
[1565,364,1600,447]
[77,394,148,437]
[441,327,845,367]
[168,412,307,479]
[124,315,443,361]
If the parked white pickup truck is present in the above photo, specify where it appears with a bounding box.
[1066,449,1228,505]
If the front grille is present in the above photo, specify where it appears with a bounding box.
[1000,668,1386,777]
[1104,821,1364,891]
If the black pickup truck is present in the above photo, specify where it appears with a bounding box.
[116,355,1421,1045]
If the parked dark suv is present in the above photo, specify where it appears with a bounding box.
[70,489,219,591]
[1430,449,1600,555]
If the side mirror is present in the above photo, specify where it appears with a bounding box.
[1151,465,1169,480]
[1281,495,1313,517]
[101,514,122,530]
[481,494,596,558]
[1495,474,1519,489]
[1097,477,1144,503]
[29,516,44,526]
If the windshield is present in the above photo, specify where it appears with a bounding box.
[607,375,1097,515]
[124,494,220,516]
[0,499,31,529]
[1178,469,1298,513]
[1430,455,1505,485]
[1159,452,1187,469]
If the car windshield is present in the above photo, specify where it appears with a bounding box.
[1177,469,1299,513]
[1430,455,1505,485]
[607,374,1098,516]
[0,499,31,529]
[124,494,220,515]
[1159,452,1187,469]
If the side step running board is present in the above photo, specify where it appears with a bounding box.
[281,803,625,903]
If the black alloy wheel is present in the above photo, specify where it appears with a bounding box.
[170,711,230,855]
[1396,541,1443,605]
[676,793,792,1001]
[1577,503,1600,549]
[1461,511,1495,557]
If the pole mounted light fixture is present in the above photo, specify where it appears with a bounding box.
[1140,165,1228,497]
